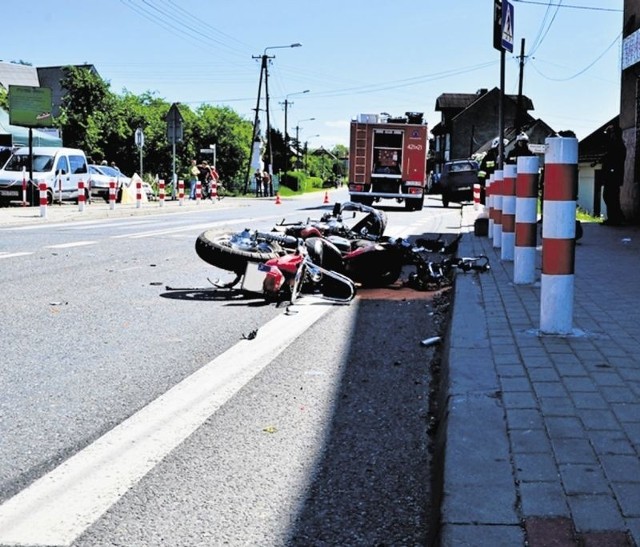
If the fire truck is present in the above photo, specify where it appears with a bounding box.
[348,112,429,211]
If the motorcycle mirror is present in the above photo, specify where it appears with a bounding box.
[332,202,341,216]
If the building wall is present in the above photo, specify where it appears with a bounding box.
[577,164,604,218]
[621,0,640,221]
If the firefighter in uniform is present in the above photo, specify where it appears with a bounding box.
[478,137,504,205]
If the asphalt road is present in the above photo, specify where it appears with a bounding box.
[0,193,462,546]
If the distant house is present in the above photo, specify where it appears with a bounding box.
[430,87,555,173]
[0,62,39,89]
[577,116,618,218]
[37,64,99,118]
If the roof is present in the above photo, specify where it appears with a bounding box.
[436,87,534,113]
[578,116,619,163]
[0,61,39,90]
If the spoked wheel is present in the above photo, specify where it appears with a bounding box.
[195,230,282,275]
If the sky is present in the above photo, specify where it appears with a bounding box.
[2,0,625,149]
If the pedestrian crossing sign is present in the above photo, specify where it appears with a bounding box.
[501,0,514,53]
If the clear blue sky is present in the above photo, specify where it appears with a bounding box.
[2,0,624,148]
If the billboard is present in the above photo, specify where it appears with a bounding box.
[8,85,53,128]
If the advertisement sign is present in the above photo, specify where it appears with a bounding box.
[8,85,53,128]
[622,28,640,70]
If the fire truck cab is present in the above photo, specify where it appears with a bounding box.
[348,112,428,211]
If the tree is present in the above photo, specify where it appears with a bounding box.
[191,105,253,191]
[57,66,117,153]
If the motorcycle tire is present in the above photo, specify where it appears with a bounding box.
[195,231,282,275]
[344,246,403,287]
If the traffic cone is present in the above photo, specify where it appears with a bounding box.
[275,192,282,205]
[323,191,329,204]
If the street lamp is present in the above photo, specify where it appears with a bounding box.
[282,90,310,175]
[294,118,315,170]
[244,43,302,193]
[304,134,320,171]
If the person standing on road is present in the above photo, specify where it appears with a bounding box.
[478,137,503,204]
[262,170,273,197]
[254,169,263,197]
[600,123,627,226]
[189,159,199,200]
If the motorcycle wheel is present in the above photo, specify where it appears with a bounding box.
[195,231,282,274]
[345,246,403,287]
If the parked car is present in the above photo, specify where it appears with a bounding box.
[439,159,479,207]
[0,147,89,205]
[88,164,131,201]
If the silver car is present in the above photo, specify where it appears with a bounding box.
[88,164,130,201]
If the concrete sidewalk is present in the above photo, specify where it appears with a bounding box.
[438,206,640,546]
[0,197,244,227]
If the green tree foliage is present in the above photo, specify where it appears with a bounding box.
[51,66,274,190]
[57,66,117,153]
[0,87,8,110]
[191,104,253,191]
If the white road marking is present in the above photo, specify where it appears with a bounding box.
[0,301,332,547]
[0,251,33,259]
[45,241,98,249]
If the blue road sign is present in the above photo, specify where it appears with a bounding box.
[501,0,514,53]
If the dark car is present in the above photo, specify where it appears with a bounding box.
[439,159,479,207]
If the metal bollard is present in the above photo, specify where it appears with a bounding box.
[109,180,117,210]
[492,169,503,248]
[473,183,481,210]
[487,174,494,240]
[501,164,516,261]
[178,180,185,206]
[158,179,165,207]
[540,136,578,335]
[39,181,48,218]
[514,156,539,284]
[78,180,86,212]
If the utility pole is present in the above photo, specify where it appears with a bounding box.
[280,90,309,176]
[243,43,302,194]
[515,38,526,136]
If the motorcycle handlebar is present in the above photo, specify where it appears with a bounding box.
[255,231,299,247]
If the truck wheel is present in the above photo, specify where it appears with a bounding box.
[195,231,282,275]
[442,194,450,208]
[405,196,424,211]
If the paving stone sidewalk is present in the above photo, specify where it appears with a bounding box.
[438,206,640,546]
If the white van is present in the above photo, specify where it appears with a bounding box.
[0,147,90,205]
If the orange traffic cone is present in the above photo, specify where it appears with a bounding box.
[323,191,329,204]
[275,192,282,205]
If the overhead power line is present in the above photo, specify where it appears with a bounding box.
[512,0,622,12]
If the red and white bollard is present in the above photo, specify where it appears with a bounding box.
[136,179,142,209]
[487,174,494,240]
[178,179,185,206]
[514,156,539,284]
[78,180,86,212]
[109,180,117,210]
[473,183,481,210]
[492,169,503,248]
[21,167,27,207]
[210,179,218,201]
[501,164,516,261]
[39,181,48,218]
[158,179,165,207]
[540,136,578,335]
[196,180,202,203]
